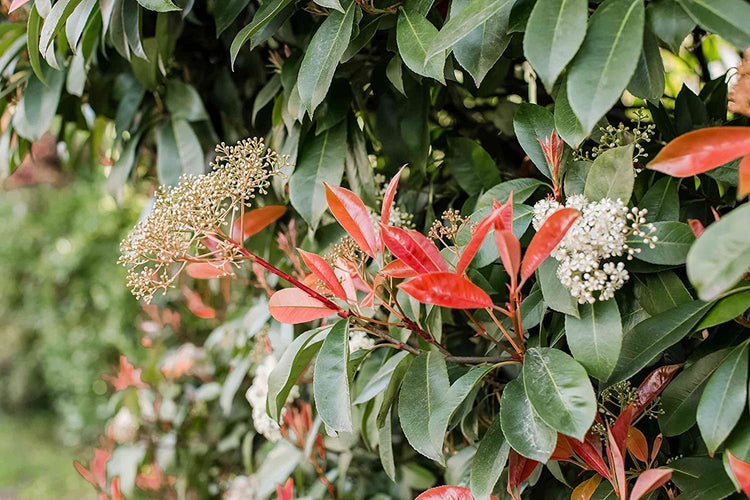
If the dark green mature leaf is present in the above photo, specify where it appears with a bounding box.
[124,0,147,60]
[687,204,750,301]
[450,0,512,86]
[632,221,695,266]
[378,409,396,480]
[427,0,515,58]
[445,137,500,195]
[215,0,251,36]
[523,0,587,89]
[697,343,749,454]
[27,6,45,83]
[670,457,736,500]
[107,132,143,203]
[566,299,622,381]
[65,0,97,52]
[252,74,281,125]
[40,0,83,54]
[660,348,731,436]
[470,415,510,500]
[677,0,750,50]
[500,377,556,462]
[289,123,346,230]
[172,119,204,176]
[566,0,645,133]
[298,0,357,114]
[638,177,679,222]
[135,0,180,11]
[523,347,596,440]
[342,15,382,62]
[607,300,713,384]
[13,66,64,141]
[156,120,182,186]
[647,0,694,53]
[166,80,209,122]
[398,352,450,462]
[396,7,445,83]
[633,271,692,315]
[583,145,635,202]
[376,350,415,427]
[563,160,591,196]
[520,283,545,329]
[726,418,750,461]
[538,258,578,317]
[230,0,295,68]
[697,289,750,329]
[513,103,555,179]
[476,178,545,210]
[314,319,353,432]
[627,28,665,101]
[554,78,588,148]
[355,351,412,404]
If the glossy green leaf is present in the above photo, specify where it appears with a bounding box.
[313,319,353,432]
[523,0,587,88]
[166,80,209,122]
[726,418,750,461]
[252,74,281,125]
[396,7,445,83]
[298,0,356,114]
[13,66,64,141]
[538,257,578,318]
[65,0,97,51]
[638,177,679,222]
[697,343,749,454]
[523,347,596,440]
[378,409,396,480]
[230,0,295,68]
[470,415,510,500]
[135,0,180,11]
[314,0,344,12]
[445,137,500,195]
[566,0,645,133]
[633,271,692,316]
[627,28,665,101]
[670,457,736,500]
[659,348,732,436]
[342,15,381,62]
[215,0,251,36]
[289,123,346,230]
[632,221,695,266]
[107,132,143,204]
[476,178,545,210]
[354,351,412,405]
[687,204,750,301]
[40,0,83,54]
[607,300,713,384]
[427,0,514,58]
[554,78,588,148]
[123,0,147,59]
[376,351,415,427]
[26,6,45,83]
[583,144,635,202]
[697,289,750,329]
[172,119,204,177]
[563,160,591,196]
[677,0,750,50]
[513,103,555,179]
[646,0,694,53]
[500,377,556,462]
[566,298,622,380]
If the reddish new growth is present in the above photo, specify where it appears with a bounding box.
[538,131,564,202]
[730,49,750,118]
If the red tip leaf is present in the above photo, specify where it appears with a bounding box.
[627,427,649,463]
[298,249,348,301]
[739,155,750,198]
[416,485,499,500]
[456,205,500,274]
[9,0,30,12]
[607,426,628,500]
[325,183,378,258]
[111,477,122,500]
[648,127,750,177]
[687,218,705,238]
[570,437,611,479]
[182,286,216,319]
[520,208,579,284]
[268,288,338,324]
[508,449,539,490]
[495,229,521,288]
[493,191,514,230]
[275,478,294,500]
[630,468,672,500]
[550,434,575,461]
[727,451,750,496]
[571,476,602,500]
[380,224,447,274]
[186,261,233,279]
[230,205,286,241]
[398,272,492,309]
[380,259,419,278]
[381,166,406,228]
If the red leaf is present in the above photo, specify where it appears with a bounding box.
[651,434,663,465]
[381,165,406,227]
[182,286,216,319]
[508,449,539,490]
[111,477,122,500]
[571,476,602,500]
[493,191,514,230]
[607,426,628,500]
[739,155,750,197]
[186,261,233,279]
[627,427,649,463]
[455,205,500,274]
[275,478,294,500]
[298,249,348,300]
[727,451,750,496]
[550,434,575,461]
[687,218,705,238]
[416,485,499,500]
[380,224,448,274]
[398,272,492,309]
[230,205,286,241]
[570,437,611,479]
[9,0,30,12]
[495,229,521,288]
[325,183,378,258]
[630,468,672,500]
[633,364,681,416]
[379,259,419,278]
[268,288,338,324]
[520,208,580,284]
[648,127,750,177]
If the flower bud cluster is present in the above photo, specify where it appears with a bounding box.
[532,195,657,304]
[245,355,299,442]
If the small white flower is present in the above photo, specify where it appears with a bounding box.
[223,475,259,500]
[106,407,138,444]
[245,355,299,441]
[349,330,375,352]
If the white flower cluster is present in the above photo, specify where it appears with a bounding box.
[245,355,298,441]
[349,330,375,352]
[532,195,657,304]
[106,407,138,444]
[223,475,259,500]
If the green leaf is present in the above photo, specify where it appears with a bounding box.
[499,376,556,462]
[13,65,64,141]
[554,78,588,148]
[342,15,382,62]
[687,204,750,301]
[376,351,415,427]
[670,457,736,500]
[396,7,445,83]
[298,0,357,115]
[123,0,147,60]
[172,119,204,177]
[385,56,406,95]
[659,348,732,436]
[445,137,501,195]
[378,410,396,480]
[252,74,281,125]
[354,351,412,404]
[230,0,295,68]
[470,415,510,500]
[565,299,622,381]
[697,343,749,454]
[40,0,84,55]
[627,27,665,101]
[697,289,750,329]
[513,103,555,179]
[267,327,328,421]
[523,0,587,88]
[633,271,692,315]
[563,160,591,196]
[607,300,713,384]
[65,0,97,52]
[726,417,750,461]
[538,257,578,318]
[215,0,251,36]
[166,80,209,122]
[638,177,679,222]
[583,144,635,202]
[450,0,512,86]
[427,0,514,58]
[647,0,694,53]
[398,352,450,462]
[135,0,180,11]
[314,0,344,12]
[476,178,545,210]
[677,0,750,50]
[523,347,596,440]
[289,123,346,230]
[107,132,143,204]
[26,6,46,83]
[520,283,545,330]
[313,319,353,432]
[566,0,645,133]
[632,221,695,266]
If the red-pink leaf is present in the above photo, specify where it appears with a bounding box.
[268,288,338,324]
[508,449,539,490]
[727,451,750,496]
[611,404,635,456]
[297,249,348,301]
[739,155,750,197]
[687,218,705,237]
[520,208,580,284]
[650,434,663,465]
[550,434,575,461]
[648,127,750,177]
[111,476,122,500]
[380,224,448,274]
[571,476,602,500]
[456,205,500,274]
[630,469,672,500]
[186,261,233,279]
[398,272,492,309]
[607,426,627,500]
[325,183,378,258]
[633,364,682,415]
[416,485,499,500]
[275,478,294,500]
[182,286,216,319]
[570,437,611,479]
[9,0,30,13]
[381,165,406,227]
[627,427,649,463]
[493,191,514,230]
[495,229,521,288]
[380,259,419,278]
[230,205,286,241]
